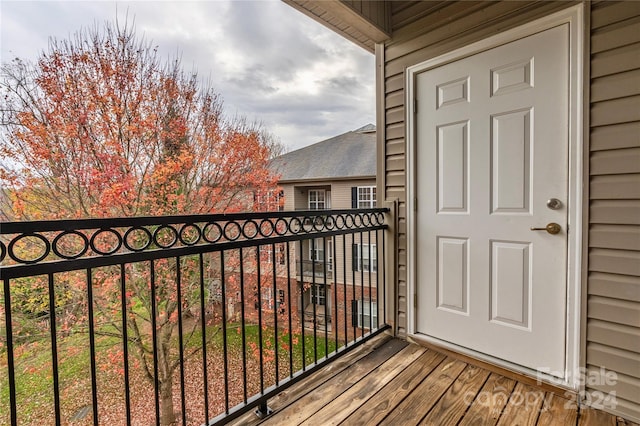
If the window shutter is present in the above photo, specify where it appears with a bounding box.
[352,243,359,271]
[351,300,358,327]
[351,187,357,208]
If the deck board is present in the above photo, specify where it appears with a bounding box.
[458,373,517,426]
[300,344,426,426]
[341,348,446,425]
[236,335,626,426]
[260,338,408,425]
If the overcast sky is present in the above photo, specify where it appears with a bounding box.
[0,0,375,151]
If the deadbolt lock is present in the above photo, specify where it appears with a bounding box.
[546,198,562,210]
[530,223,562,235]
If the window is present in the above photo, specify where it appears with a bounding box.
[308,190,327,209]
[357,300,378,329]
[327,239,333,272]
[255,189,284,211]
[309,238,325,262]
[353,243,377,272]
[264,243,286,265]
[312,284,326,306]
[353,186,376,208]
[262,287,273,310]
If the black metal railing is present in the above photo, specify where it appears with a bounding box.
[0,208,388,425]
[298,259,331,278]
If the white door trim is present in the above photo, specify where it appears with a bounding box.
[405,4,584,389]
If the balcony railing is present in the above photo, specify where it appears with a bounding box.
[0,208,388,425]
[298,259,331,278]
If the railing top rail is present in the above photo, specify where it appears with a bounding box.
[0,208,389,234]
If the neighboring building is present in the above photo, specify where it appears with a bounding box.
[270,124,379,332]
[285,1,640,423]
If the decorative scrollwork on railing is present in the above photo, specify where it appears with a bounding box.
[0,209,387,266]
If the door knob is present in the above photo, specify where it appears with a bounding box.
[530,223,561,234]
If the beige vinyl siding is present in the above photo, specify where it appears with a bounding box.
[586,1,640,421]
[379,0,574,336]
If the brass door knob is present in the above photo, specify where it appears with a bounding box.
[530,223,561,234]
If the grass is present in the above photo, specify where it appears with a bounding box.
[0,321,339,424]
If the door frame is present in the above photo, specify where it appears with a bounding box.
[405,4,584,389]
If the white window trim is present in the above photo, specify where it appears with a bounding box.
[355,243,377,272]
[357,186,376,208]
[309,238,325,262]
[357,300,378,329]
[308,189,327,210]
[312,284,326,306]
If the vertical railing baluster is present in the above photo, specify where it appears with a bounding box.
[198,253,209,424]
[47,273,61,425]
[299,239,305,371]
[342,235,347,349]
[119,264,131,425]
[311,238,317,363]
[322,238,328,358]
[239,248,248,403]
[351,233,357,341]
[286,241,293,378]
[256,247,264,393]
[220,251,229,413]
[3,277,17,426]
[360,231,365,337]
[271,243,279,385]
[86,268,98,425]
[381,228,386,325]
[332,235,338,354]
[368,230,373,332]
[149,261,160,426]
[176,257,186,426]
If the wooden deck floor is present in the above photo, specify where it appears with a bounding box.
[230,333,636,426]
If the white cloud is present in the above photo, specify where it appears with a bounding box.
[0,0,375,151]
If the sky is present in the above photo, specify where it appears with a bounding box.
[0,0,375,152]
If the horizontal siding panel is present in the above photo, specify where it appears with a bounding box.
[388,1,497,57]
[590,147,640,175]
[590,200,640,225]
[586,368,640,405]
[386,155,405,171]
[586,342,640,379]
[385,74,404,93]
[386,106,404,124]
[386,188,406,202]
[589,248,640,276]
[386,91,404,108]
[589,272,640,302]
[587,295,640,327]
[591,16,640,54]
[591,70,640,103]
[598,396,640,423]
[591,95,640,127]
[590,174,640,200]
[591,43,640,78]
[592,1,640,30]
[589,225,640,251]
[385,171,405,187]
[385,2,569,75]
[391,1,445,32]
[386,137,405,155]
[587,319,640,353]
[590,122,640,151]
[386,124,404,141]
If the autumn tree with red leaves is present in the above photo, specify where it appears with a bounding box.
[1,21,284,424]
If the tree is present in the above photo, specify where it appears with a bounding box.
[1,21,282,424]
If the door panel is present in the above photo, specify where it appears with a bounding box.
[416,24,569,375]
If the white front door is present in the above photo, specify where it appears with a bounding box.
[415,24,569,375]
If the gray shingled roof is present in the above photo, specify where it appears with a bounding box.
[270,125,376,182]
